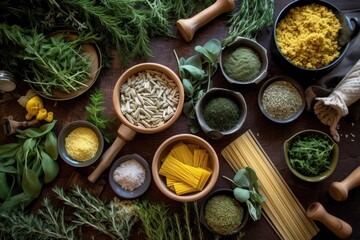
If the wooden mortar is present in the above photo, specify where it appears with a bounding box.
[176,0,235,42]
[306,202,352,239]
[329,166,360,201]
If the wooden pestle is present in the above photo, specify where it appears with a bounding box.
[176,0,235,42]
[329,166,360,201]
[306,202,352,239]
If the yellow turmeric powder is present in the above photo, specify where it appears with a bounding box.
[276,3,341,69]
[65,127,99,161]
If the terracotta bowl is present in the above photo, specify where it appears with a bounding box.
[284,129,339,182]
[152,134,219,202]
[113,62,184,134]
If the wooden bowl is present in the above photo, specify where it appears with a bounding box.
[113,62,184,134]
[152,134,219,202]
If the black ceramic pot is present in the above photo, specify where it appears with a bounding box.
[271,0,360,82]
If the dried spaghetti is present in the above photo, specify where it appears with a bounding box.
[221,130,319,240]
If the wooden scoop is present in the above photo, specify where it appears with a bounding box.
[176,0,235,42]
[87,63,184,183]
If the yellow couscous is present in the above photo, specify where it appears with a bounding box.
[276,4,341,69]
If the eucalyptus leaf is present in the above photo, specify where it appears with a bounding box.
[246,200,262,221]
[195,39,221,64]
[44,131,58,160]
[40,151,59,183]
[22,167,42,198]
[233,168,253,188]
[180,65,205,80]
[184,55,202,69]
[234,187,250,202]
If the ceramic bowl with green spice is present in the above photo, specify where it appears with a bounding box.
[284,129,339,182]
[220,37,268,85]
[195,88,247,139]
[258,76,305,123]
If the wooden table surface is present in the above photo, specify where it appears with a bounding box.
[1,0,360,239]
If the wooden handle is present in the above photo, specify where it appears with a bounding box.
[306,202,352,239]
[176,0,235,42]
[88,124,137,183]
[329,166,360,201]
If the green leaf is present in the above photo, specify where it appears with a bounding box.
[44,131,58,160]
[0,164,17,174]
[0,172,11,200]
[0,143,21,161]
[184,55,202,69]
[246,200,262,221]
[195,39,221,64]
[40,151,59,183]
[182,78,194,97]
[0,192,34,213]
[22,167,42,198]
[16,120,56,139]
[183,100,194,118]
[234,187,250,202]
[180,65,205,80]
[233,168,252,188]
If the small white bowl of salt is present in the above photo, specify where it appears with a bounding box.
[109,153,151,199]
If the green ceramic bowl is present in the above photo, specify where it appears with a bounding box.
[284,129,339,182]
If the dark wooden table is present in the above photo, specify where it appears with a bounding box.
[1,0,359,239]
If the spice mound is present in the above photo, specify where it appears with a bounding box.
[65,127,99,161]
[261,81,303,120]
[120,70,179,128]
[276,3,341,69]
[113,159,146,191]
[223,47,261,81]
[203,97,241,131]
[204,194,244,235]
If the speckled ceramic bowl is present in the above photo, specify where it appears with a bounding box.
[109,153,151,199]
[258,76,305,123]
[58,120,104,167]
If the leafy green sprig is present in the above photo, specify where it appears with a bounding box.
[86,89,114,143]
[222,0,274,46]
[223,167,266,221]
[174,39,221,133]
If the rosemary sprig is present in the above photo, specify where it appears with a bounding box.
[0,198,77,240]
[53,186,138,240]
[222,0,274,46]
[86,89,114,143]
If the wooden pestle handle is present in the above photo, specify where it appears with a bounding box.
[176,0,235,42]
[329,166,360,201]
[88,124,137,183]
[306,202,352,239]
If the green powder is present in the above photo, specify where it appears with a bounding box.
[223,47,262,81]
[203,97,241,131]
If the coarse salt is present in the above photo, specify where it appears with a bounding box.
[113,159,146,191]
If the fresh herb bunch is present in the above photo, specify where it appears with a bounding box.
[288,134,334,176]
[0,24,97,97]
[0,0,213,67]
[86,89,114,143]
[222,0,274,46]
[223,167,266,221]
[0,121,59,213]
[174,39,221,133]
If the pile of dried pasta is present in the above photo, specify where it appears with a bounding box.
[159,142,212,195]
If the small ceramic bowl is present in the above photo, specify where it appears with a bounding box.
[220,37,268,85]
[200,189,249,236]
[109,153,151,199]
[195,88,247,139]
[271,0,360,79]
[58,120,104,167]
[258,76,305,124]
[284,129,339,182]
[152,134,219,202]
